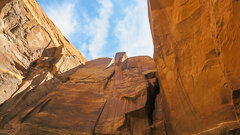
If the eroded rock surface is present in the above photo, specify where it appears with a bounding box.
[0,51,159,134]
[0,0,87,104]
[0,0,161,134]
[148,0,240,134]
[1,0,240,134]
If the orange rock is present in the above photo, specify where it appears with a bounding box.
[148,0,240,134]
[2,0,240,134]
[0,0,161,134]
[0,55,159,135]
[0,0,86,104]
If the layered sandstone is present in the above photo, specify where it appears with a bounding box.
[148,0,240,134]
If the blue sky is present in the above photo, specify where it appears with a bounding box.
[36,0,153,60]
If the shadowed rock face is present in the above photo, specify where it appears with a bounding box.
[148,0,240,134]
[0,53,159,134]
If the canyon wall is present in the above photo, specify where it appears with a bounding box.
[0,0,87,104]
[0,0,160,134]
[148,0,240,134]
[0,0,240,134]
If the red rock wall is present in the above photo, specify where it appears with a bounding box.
[1,0,240,134]
[0,0,87,104]
[0,0,160,134]
[148,0,240,134]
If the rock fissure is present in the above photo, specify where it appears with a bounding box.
[92,100,107,135]
[103,70,115,90]
[146,77,160,125]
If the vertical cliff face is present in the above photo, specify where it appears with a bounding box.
[148,0,240,134]
[1,0,240,134]
[0,0,87,104]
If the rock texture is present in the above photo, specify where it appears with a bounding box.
[0,0,87,104]
[1,0,240,134]
[0,51,159,134]
[148,0,240,134]
[0,0,161,134]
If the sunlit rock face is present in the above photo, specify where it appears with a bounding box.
[148,0,240,134]
[0,0,87,104]
[0,1,160,133]
[1,0,240,134]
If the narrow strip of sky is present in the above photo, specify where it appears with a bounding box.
[36,0,153,60]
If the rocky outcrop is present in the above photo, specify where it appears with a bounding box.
[148,0,240,134]
[0,0,87,104]
[0,51,159,134]
[0,0,161,134]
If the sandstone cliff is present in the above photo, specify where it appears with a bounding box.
[1,0,240,134]
[0,0,87,104]
[0,1,160,134]
[148,0,240,134]
[0,50,159,135]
